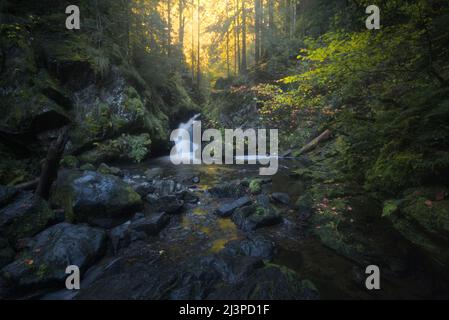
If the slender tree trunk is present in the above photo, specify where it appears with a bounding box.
[178,0,185,50]
[291,0,297,38]
[260,0,265,59]
[191,4,195,82]
[167,0,172,56]
[268,0,274,32]
[197,0,201,88]
[125,0,131,62]
[234,0,238,75]
[255,0,261,64]
[236,0,241,75]
[226,0,231,78]
[240,0,247,74]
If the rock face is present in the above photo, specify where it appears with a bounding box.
[215,196,252,217]
[1,223,106,288]
[51,170,143,228]
[232,204,282,231]
[0,191,54,242]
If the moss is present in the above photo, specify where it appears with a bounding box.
[80,163,96,171]
[382,200,400,218]
[79,133,152,164]
[60,155,79,169]
[36,264,49,280]
[249,179,262,195]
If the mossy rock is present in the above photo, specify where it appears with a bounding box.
[385,187,449,267]
[0,192,54,242]
[50,170,143,228]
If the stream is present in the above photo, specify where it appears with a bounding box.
[40,117,447,300]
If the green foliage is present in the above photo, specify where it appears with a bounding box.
[268,0,449,195]
[92,133,152,164]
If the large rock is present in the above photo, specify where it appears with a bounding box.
[220,234,276,260]
[51,170,143,228]
[232,204,282,231]
[208,180,249,198]
[145,194,184,214]
[0,191,54,242]
[215,196,252,217]
[152,179,177,196]
[208,264,319,300]
[1,223,106,288]
[110,213,170,254]
[271,192,291,205]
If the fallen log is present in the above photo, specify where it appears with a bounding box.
[297,129,332,155]
[14,178,40,191]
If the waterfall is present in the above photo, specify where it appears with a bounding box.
[171,114,201,163]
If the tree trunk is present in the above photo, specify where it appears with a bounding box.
[226,0,231,78]
[240,0,247,74]
[196,0,201,88]
[268,0,274,32]
[255,0,261,64]
[35,127,70,200]
[167,0,172,56]
[236,0,241,74]
[297,130,332,155]
[178,0,185,50]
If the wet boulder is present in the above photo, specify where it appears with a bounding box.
[177,190,199,204]
[110,213,170,254]
[51,170,143,228]
[145,168,163,180]
[203,255,264,284]
[215,196,252,217]
[145,194,184,214]
[133,182,156,197]
[208,180,249,198]
[220,234,276,260]
[97,163,123,177]
[208,263,319,300]
[0,191,54,242]
[271,192,291,205]
[232,204,282,231]
[1,223,106,288]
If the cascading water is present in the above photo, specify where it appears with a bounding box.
[171,114,201,163]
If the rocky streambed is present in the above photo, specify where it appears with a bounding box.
[1,154,448,300]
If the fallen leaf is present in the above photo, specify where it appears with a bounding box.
[425,200,433,208]
[25,259,34,266]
